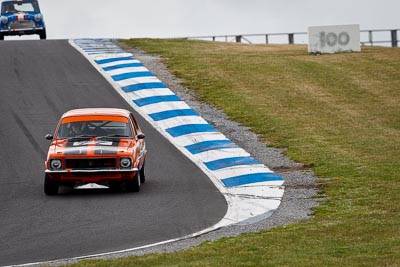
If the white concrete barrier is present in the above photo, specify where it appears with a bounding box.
[308,24,360,54]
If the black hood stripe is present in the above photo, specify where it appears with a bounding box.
[63,139,122,155]
[65,140,89,155]
[95,140,120,155]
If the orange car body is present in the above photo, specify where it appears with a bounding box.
[44,108,147,195]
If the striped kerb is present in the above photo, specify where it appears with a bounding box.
[111,71,154,81]
[133,95,181,107]
[166,124,217,137]
[73,39,285,193]
[122,82,167,93]
[149,109,198,121]
[95,56,134,64]
[204,156,261,171]
[185,140,237,154]
[88,50,125,55]
[221,173,284,187]
[102,63,144,71]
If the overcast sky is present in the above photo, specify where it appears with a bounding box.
[10,0,400,40]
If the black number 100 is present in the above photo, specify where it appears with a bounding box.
[320,32,350,47]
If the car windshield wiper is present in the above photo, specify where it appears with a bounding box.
[97,134,130,139]
[67,135,97,140]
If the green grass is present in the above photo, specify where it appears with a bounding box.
[69,40,400,266]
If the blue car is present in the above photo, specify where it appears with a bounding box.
[0,0,46,40]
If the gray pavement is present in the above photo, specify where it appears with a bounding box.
[0,40,227,266]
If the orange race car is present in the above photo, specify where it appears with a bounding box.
[44,108,147,195]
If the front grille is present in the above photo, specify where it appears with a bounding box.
[9,21,35,30]
[65,158,117,169]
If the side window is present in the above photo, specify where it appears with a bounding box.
[129,114,139,135]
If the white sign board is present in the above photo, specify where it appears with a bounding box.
[308,24,360,54]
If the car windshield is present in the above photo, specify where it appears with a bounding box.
[1,1,39,14]
[57,120,133,139]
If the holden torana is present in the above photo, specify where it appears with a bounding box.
[44,108,147,195]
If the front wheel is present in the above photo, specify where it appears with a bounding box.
[44,174,59,195]
[0,34,4,41]
[39,29,46,40]
[126,172,140,192]
[139,164,145,184]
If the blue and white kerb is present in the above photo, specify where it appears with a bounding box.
[70,39,285,226]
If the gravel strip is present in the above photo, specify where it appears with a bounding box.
[49,42,320,266]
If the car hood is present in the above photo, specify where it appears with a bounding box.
[50,139,134,156]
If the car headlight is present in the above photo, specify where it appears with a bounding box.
[120,158,131,168]
[50,159,62,170]
[34,14,42,22]
[1,16,8,24]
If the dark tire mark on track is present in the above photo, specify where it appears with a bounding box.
[12,110,46,157]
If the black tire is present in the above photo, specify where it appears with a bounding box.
[0,34,4,41]
[126,172,140,192]
[139,163,145,184]
[44,174,59,195]
[39,29,46,40]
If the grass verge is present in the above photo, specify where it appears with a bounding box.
[70,40,399,266]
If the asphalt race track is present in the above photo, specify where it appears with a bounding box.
[0,40,227,266]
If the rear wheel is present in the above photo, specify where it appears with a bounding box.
[44,174,59,195]
[0,34,4,41]
[126,172,140,192]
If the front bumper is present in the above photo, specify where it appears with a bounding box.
[1,26,44,36]
[45,168,139,183]
[45,168,138,174]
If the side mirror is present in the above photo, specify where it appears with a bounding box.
[45,134,53,140]
[136,133,145,140]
